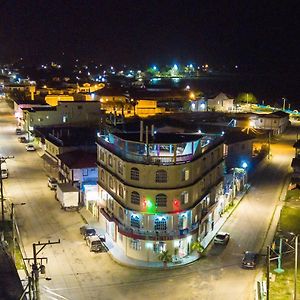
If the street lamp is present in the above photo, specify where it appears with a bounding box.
[11,202,26,261]
[282,97,286,111]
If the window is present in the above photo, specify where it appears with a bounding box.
[63,115,67,123]
[130,168,139,180]
[154,217,167,230]
[83,169,88,176]
[131,191,140,205]
[130,239,141,251]
[153,242,166,253]
[100,150,105,162]
[118,207,124,220]
[156,194,167,207]
[155,170,167,183]
[108,155,113,167]
[180,192,189,204]
[178,214,188,229]
[109,177,114,190]
[100,170,105,182]
[181,169,190,181]
[130,215,140,228]
[118,185,124,198]
[118,161,123,175]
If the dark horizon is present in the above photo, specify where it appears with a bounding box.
[1,0,300,72]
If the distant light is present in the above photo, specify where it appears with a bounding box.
[154,130,157,134]
[173,64,178,70]
[235,65,238,69]
[186,85,190,90]
[91,93,95,99]
[191,103,196,109]
[189,64,193,68]
[198,129,202,134]
[200,103,206,110]
[153,65,157,71]
[242,162,248,169]
[221,131,225,136]
[87,72,90,76]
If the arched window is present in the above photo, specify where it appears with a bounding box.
[131,191,140,205]
[118,161,123,175]
[181,168,190,181]
[108,155,113,167]
[109,177,114,190]
[180,191,189,204]
[100,169,105,182]
[155,170,167,183]
[156,194,167,207]
[118,184,124,198]
[154,217,167,230]
[100,150,105,162]
[130,167,139,180]
[130,215,140,228]
[119,207,124,220]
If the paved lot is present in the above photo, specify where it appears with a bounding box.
[0,100,295,300]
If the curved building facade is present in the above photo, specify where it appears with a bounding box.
[96,130,224,263]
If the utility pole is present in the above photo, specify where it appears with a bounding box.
[268,131,271,159]
[295,235,298,300]
[267,245,270,300]
[24,239,60,300]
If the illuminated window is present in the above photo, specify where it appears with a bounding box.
[130,168,139,180]
[156,194,167,207]
[180,191,189,204]
[153,242,166,253]
[154,217,167,230]
[181,169,190,181]
[130,215,140,228]
[131,191,140,205]
[155,170,167,183]
[130,239,141,251]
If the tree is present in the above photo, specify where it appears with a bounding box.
[191,240,204,255]
[236,93,258,104]
[158,250,172,267]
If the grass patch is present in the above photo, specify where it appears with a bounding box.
[285,189,300,202]
[269,259,298,300]
[279,206,300,235]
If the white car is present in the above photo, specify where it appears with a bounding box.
[214,232,230,245]
[25,144,36,151]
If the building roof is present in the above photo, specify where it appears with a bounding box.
[57,150,96,169]
[35,126,98,147]
[224,130,255,145]
[258,111,289,118]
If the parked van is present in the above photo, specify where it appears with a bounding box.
[86,235,105,252]
[1,162,8,179]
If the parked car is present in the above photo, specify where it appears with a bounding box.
[214,232,230,245]
[18,137,27,143]
[48,177,58,190]
[25,144,35,151]
[16,128,22,135]
[242,251,258,269]
[1,168,8,179]
[80,225,96,239]
[86,235,106,252]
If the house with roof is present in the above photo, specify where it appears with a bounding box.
[250,111,289,135]
[207,92,234,112]
[57,150,98,205]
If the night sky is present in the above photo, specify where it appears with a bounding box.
[0,0,299,71]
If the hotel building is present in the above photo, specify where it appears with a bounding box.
[96,127,224,262]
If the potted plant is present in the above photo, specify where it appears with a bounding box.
[191,240,205,257]
[158,250,172,268]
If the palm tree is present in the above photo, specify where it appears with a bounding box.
[158,250,172,267]
[191,240,204,256]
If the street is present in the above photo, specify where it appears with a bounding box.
[0,99,295,300]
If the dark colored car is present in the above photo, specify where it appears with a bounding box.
[242,251,258,269]
[80,225,96,239]
[214,232,230,245]
[16,128,22,135]
[48,177,58,190]
[18,136,27,143]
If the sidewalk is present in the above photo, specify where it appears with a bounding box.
[78,186,250,269]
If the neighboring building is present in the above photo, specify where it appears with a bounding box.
[57,150,98,205]
[250,111,289,135]
[45,95,74,106]
[22,101,104,135]
[207,93,234,112]
[96,129,224,263]
[224,131,255,170]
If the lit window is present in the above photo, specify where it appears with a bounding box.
[63,115,67,123]
[153,242,166,253]
[130,215,140,228]
[180,192,189,204]
[154,217,167,230]
[130,168,139,180]
[155,170,167,183]
[130,239,141,251]
[156,194,167,207]
[181,169,189,181]
[131,191,140,205]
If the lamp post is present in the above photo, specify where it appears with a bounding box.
[282,97,286,111]
[11,202,26,261]
[294,235,298,300]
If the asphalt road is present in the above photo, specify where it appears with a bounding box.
[0,100,295,300]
